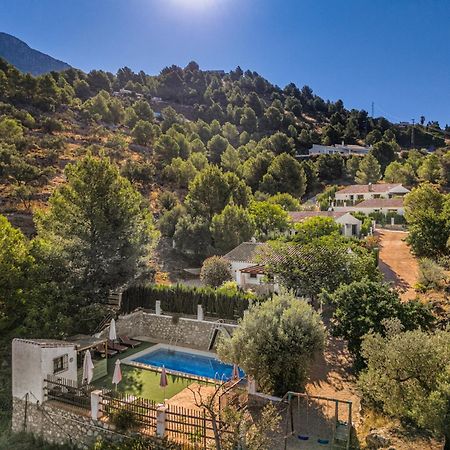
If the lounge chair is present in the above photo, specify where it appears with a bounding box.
[95,345,117,358]
[108,340,128,353]
[119,336,142,348]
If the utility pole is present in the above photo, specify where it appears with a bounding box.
[371,101,374,118]
[411,118,415,148]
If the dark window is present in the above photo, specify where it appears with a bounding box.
[53,354,68,374]
[249,273,257,279]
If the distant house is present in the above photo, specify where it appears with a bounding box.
[309,142,370,156]
[222,242,278,294]
[334,183,410,208]
[340,198,405,216]
[288,211,362,237]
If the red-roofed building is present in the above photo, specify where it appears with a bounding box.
[334,183,409,209]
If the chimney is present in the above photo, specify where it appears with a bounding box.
[368,182,373,192]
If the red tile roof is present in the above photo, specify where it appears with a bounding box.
[240,265,266,275]
[354,198,404,208]
[336,183,405,194]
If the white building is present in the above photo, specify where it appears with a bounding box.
[340,198,405,216]
[12,339,78,404]
[288,211,362,237]
[309,142,370,156]
[334,183,410,208]
[222,242,278,294]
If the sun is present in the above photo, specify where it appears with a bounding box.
[170,0,216,11]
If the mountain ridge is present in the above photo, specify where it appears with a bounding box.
[0,32,71,76]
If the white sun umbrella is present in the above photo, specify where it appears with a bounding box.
[82,350,94,385]
[109,318,117,342]
[112,359,122,390]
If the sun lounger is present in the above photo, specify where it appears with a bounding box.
[95,345,117,358]
[119,336,142,348]
[108,340,128,353]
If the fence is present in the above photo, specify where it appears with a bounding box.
[100,389,158,434]
[121,284,262,320]
[44,375,96,411]
[44,377,235,449]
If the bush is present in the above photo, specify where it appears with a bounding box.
[358,323,450,441]
[200,256,232,287]
[417,258,447,291]
[107,408,139,432]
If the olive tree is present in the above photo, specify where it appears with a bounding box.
[217,292,326,396]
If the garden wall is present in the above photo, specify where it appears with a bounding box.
[11,397,123,450]
[108,310,238,350]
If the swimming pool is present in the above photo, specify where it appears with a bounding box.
[124,344,244,381]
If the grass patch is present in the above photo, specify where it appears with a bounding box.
[93,343,195,403]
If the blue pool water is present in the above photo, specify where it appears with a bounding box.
[132,347,245,380]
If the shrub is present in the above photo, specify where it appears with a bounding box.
[417,258,447,291]
[108,408,139,432]
[200,256,232,287]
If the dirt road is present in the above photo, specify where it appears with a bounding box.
[376,229,419,301]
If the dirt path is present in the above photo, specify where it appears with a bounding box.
[376,229,419,301]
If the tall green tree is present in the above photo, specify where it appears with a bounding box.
[355,154,381,184]
[261,153,306,197]
[0,215,33,330]
[211,204,255,253]
[36,155,158,304]
[322,280,434,363]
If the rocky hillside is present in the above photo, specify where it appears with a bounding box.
[0,32,71,75]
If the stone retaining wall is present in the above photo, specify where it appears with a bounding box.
[11,398,123,449]
[107,310,238,350]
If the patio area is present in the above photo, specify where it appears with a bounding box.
[92,341,210,404]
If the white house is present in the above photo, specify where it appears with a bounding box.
[12,339,78,404]
[288,211,362,237]
[334,183,410,208]
[309,142,370,156]
[341,198,405,216]
[222,242,278,294]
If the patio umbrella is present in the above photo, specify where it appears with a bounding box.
[160,366,168,400]
[82,350,94,385]
[112,359,122,390]
[109,318,117,341]
[231,363,240,380]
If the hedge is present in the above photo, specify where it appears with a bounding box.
[120,284,263,321]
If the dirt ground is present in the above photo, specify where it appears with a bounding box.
[376,229,419,301]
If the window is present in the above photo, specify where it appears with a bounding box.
[53,354,68,374]
[249,273,257,279]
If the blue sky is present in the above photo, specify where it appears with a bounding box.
[1,0,449,125]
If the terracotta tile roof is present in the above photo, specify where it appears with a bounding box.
[354,198,404,208]
[288,210,349,222]
[336,183,404,194]
[240,265,266,275]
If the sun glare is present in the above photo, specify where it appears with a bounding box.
[170,0,217,12]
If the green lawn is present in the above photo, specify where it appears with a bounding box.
[93,343,194,403]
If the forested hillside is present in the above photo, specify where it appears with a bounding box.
[0,57,448,264]
[0,32,71,76]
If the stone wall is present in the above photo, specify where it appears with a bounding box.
[107,310,238,350]
[11,398,123,449]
